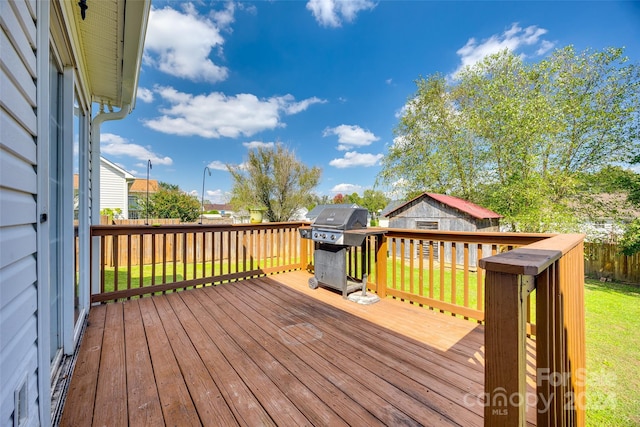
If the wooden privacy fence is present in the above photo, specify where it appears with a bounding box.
[91,222,310,303]
[584,242,640,283]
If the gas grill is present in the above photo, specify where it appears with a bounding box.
[300,207,385,298]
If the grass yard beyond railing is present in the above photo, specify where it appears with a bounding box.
[91,222,313,303]
[584,278,640,426]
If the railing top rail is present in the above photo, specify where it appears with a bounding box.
[479,233,585,276]
[383,228,554,245]
[90,221,311,236]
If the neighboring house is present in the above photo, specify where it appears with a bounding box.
[378,200,403,227]
[0,1,149,425]
[385,192,503,266]
[306,203,360,222]
[203,203,234,215]
[99,157,134,218]
[128,178,159,219]
[575,192,640,242]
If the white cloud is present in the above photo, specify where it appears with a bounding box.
[536,40,555,56]
[100,133,173,166]
[209,2,235,29]
[144,86,325,138]
[137,87,154,103]
[145,4,230,82]
[452,23,554,77]
[329,151,383,168]
[283,96,327,114]
[207,160,228,171]
[243,141,276,150]
[306,0,376,28]
[331,183,362,194]
[206,189,225,203]
[323,124,379,150]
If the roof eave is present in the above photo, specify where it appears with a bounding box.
[119,0,151,111]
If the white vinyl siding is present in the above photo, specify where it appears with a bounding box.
[0,0,41,425]
[99,161,130,218]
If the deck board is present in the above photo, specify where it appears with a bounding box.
[61,271,536,426]
[59,306,106,426]
[92,303,127,427]
[123,301,164,426]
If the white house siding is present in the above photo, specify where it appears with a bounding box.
[0,0,41,425]
[99,160,130,218]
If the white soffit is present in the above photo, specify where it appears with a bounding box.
[64,0,149,111]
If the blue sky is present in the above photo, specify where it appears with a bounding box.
[100,0,640,203]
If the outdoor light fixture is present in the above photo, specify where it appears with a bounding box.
[78,0,88,20]
[146,160,152,225]
[200,166,212,224]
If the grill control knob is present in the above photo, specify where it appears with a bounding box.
[330,235,335,240]
[314,233,318,238]
[321,233,326,239]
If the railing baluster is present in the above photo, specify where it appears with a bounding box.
[162,233,167,288]
[429,240,434,301]
[463,242,469,310]
[151,231,156,291]
[172,233,177,284]
[451,242,457,307]
[439,240,445,311]
[477,244,483,313]
[113,232,119,293]
[126,234,131,296]
[100,235,106,294]
[409,239,414,296]
[139,233,144,290]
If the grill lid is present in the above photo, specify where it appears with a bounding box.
[313,207,368,230]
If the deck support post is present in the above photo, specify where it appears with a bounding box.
[483,271,532,427]
[375,235,388,298]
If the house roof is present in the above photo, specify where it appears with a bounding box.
[101,157,134,180]
[306,203,360,219]
[203,203,233,212]
[379,200,404,217]
[61,0,150,111]
[129,179,159,193]
[386,192,503,220]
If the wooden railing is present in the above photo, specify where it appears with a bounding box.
[90,223,586,425]
[91,222,312,303]
[373,229,552,325]
[480,234,586,427]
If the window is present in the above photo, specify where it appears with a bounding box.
[416,221,439,259]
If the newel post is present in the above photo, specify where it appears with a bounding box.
[483,270,533,426]
[479,247,562,427]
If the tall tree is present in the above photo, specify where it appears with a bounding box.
[360,189,389,216]
[228,144,321,222]
[379,46,640,232]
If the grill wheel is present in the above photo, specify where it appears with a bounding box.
[308,277,319,289]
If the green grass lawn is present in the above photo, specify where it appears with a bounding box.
[584,278,640,426]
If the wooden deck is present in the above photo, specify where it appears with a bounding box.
[60,271,536,426]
